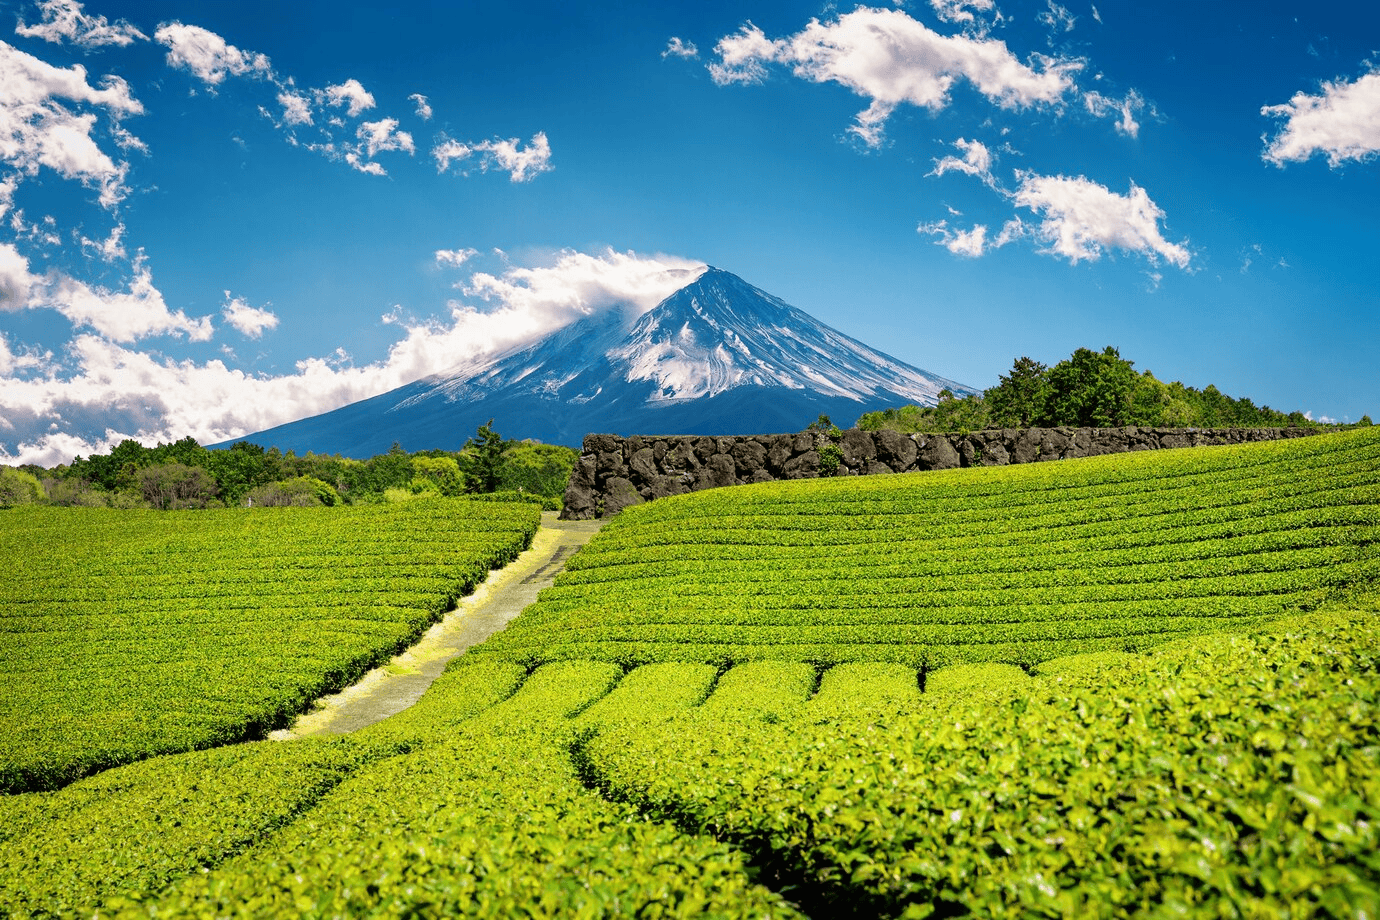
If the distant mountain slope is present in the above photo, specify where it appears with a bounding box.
[237,268,973,455]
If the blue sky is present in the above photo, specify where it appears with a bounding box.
[1,0,1377,464]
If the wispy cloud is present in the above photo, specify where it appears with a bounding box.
[154,22,271,86]
[662,37,699,59]
[433,132,553,182]
[1262,67,1380,167]
[221,293,279,339]
[709,8,1080,147]
[435,247,479,268]
[409,92,432,120]
[16,0,146,47]
[918,219,992,257]
[1084,88,1148,138]
[928,137,998,187]
[319,78,375,117]
[0,249,704,465]
[1038,1,1076,36]
[928,0,1002,36]
[0,40,143,209]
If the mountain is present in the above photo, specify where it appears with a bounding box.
[235,268,974,456]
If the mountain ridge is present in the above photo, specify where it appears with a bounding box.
[234,268,972,456]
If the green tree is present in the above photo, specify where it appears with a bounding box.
[411,456,465,496]
[1040,346,1138,427]
[458,420,509,494]
[244,476,340,507]
[985,357,1048,428]
[137,463,218,510]
[499,442,579,500]
[205,441,282,506]
[932,389,990,434]
[0,467,45,506]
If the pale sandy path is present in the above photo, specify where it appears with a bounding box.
[272,511,604,739]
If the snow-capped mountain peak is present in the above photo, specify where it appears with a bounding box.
[238,267,973,454]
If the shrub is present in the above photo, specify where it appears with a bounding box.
[0,468,45,507]
[244,476,340,507]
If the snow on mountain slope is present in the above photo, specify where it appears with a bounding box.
[235,267,973,455]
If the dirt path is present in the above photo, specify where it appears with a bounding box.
[271,511,604,740]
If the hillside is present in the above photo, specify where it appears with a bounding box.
[2,430,1377,917]
[479,427,1380,667]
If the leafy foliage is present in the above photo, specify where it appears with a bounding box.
[859,345,1331,433]
[0,660,799,918]
[3,430,1377,917]
[458,419,509,494]
[0,467,45,507]
[580,608,1380,918]
[0,499,539,792]
[36,422,578,510]
[473,428,1380,669]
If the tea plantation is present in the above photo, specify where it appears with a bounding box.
[1,429,1377,917]
[0,498,540,793]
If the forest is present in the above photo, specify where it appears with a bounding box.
[859,346,1372,435]
[0,422,576,511]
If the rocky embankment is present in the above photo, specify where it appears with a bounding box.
[560,426,1320,519]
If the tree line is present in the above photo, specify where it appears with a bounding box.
[858,346,1373,435]
[0,421,577,511]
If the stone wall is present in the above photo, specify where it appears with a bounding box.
[560,426,1320,519]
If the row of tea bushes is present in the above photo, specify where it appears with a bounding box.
[476,428,1380,669]
[0,499,540,792]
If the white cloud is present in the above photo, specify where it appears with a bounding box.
[946,224,988,256]
[277,89,313,126]
[154,22,272,86]
[928,137,997,186]
[929,0,997,28]
[0,41,143,208]
[0,331,54,377]
[18,254,216,341]
[918,219,999,257]
[0,242,41,308]
[709,8,1080,147]
[1038,1,1076,34]
[1262,69,1380,167]
[221,292,278,338]
[1084,88,1145,138]
[433,132,553,182]
[433,138,471,171]
[357,117,414,158]
[344,152,386,176]
[663,37,699,59]
[0,249,706,465]
[79,221,125,261]
[16,0,147,48]
[435,247,479,268]
[320,78,375,117]
[409,92,432,120]
[1011,171,1190,268]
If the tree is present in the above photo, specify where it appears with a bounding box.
[985,357,1048,428]
[1040,346,1138,427]
[458,420,510,494]
[0,468,45,507]
[205,441,281,506]
[411,456,465,496]
[138,463,218,510]
[499,442,579,499]
[244,476,340,507]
